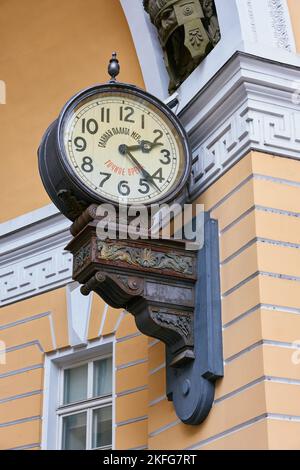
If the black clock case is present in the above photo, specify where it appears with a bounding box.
[38,82,192,221]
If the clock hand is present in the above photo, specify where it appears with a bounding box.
[126,150,162,193]
[119,146,161,193]
[119,141,163,154]
[140,140,163,153]
[119,144,141,153]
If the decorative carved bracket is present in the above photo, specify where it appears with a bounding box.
[65,210,223,425]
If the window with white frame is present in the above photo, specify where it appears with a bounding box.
[57,355,113,450]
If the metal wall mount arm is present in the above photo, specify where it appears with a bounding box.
[66,207,223,425]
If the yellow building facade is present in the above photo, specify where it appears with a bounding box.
[0,0,300,450]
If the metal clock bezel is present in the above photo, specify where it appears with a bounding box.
[56,82,191,207]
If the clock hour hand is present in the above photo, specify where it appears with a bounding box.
[140,140,163,153]
[119,146,161,193]
[119,141,163,154]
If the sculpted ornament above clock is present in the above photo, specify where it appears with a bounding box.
[38,54,191,220]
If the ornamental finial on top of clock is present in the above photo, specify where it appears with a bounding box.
[108,52,120,82]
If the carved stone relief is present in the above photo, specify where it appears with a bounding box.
[143,0,220,92]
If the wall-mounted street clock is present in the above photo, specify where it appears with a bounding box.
[38,54,191,221]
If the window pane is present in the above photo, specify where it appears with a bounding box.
[64,364,88,404]
[62,412,87,450]
[92,406,112,449]
[93,357,112,397]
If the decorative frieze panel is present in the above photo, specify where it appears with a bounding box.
[0,248,72,304]
[179,53,300,198]
[0,208,72,306]
[267,0,293,51]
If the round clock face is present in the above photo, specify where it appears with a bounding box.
[59,86,189,206]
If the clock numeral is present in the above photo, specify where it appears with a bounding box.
[100,107,110,123]
[74,137,87,152]
[118,180,130,196]
[159,149,171,165]
[153,129,164,145]
[141,114,145,130]
[120,106,135,123]
[138,178,150,194]
[81,118,99,135]
[152,168,165,183]
[81,157,94,173]
[99,172,111,188]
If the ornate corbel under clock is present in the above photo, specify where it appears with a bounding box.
[38,53,223,425]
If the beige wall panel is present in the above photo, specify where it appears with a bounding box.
[0,394,42,424]
[0,288,69,350]
[267,420,300,450]
[263,345,300,380]
[261,310,300,345]
[221,244,258,295]
[200,419,268,450]
[195,153,253,211]
[0,369,43,400]
[116,363,148,394]
[222,309,300,381]
[287,1,300,52]
[222,309,262,360]
[148,368,166,403]
[116,389,148,423]
[217,343,300,402]
[253,179,300,214]
[215,347,264,400]
[222,276,261,325]
[87,294,106,341]
[148,398,178,433]
[211,180,255,231]
[101,306,123,336]
[115,420,148,450]
[257,243,300,278]
[149,383,267,449]
[115,335,148,367]
[255,210,300,245]
[116,313,139,340]
[0,317,53,352]
[265,382,300,416]
[220,211,256,262]
[0,345,42,375]
[0,0,143,222]
[219,201,300,268]
[252,152,300,182]
[148,342,165,372]
[0,419,41,450]
[259,276,300,310]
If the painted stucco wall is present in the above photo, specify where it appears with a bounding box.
[1,0,300,451]
[0,0,143,223]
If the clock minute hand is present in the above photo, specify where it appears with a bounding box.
[124,149,161,193]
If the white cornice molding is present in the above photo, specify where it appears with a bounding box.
[179,52,300,198]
